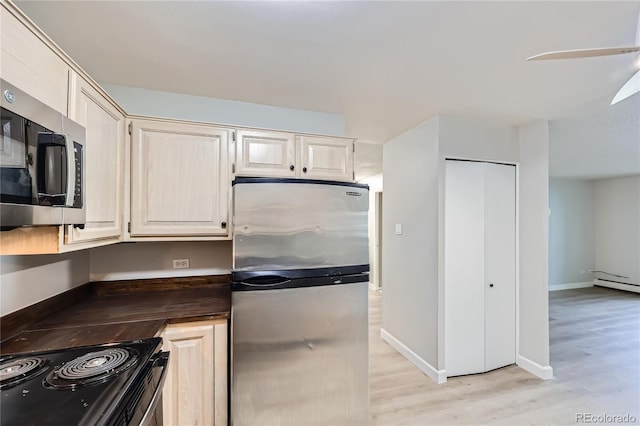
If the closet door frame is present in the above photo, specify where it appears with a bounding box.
[440,157,520,380]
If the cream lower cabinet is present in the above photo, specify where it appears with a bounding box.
[234,130,355,181]
[161,320,228,426]
[130,118,230,237]
[64,71,125,246]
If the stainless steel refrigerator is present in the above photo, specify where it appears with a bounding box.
[231,177,370,426]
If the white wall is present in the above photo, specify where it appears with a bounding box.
[381,115,553,380]
[438,115,518,162]
[549,93,640,179]
[518,120,552,373]
[354,142,383,181]
[0,252,90,316]
[594,175,640,286]
[101,83,345,136]
[548,178,596,288]
[382,116,440,368]
[89,241,232,281]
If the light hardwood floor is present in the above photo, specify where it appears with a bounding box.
[369,286,640,425]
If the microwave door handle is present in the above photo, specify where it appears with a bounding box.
[36,132,64,199]
[64,134,76,207]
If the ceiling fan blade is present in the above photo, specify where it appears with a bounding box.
[527,46,640,60]
[611,70,640,105]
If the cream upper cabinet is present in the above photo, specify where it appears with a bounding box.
[298,135,354,182]
[235,129,296,178]
[0,5,69,114]
[130,118,230,237]
[65,71,125,245]
[161,320,228,426]
[234,130,355,181]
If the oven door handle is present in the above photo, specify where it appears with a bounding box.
[139,351,170,426]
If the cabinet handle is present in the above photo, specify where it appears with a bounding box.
[289,165,295,171]
[303,167,308,173]
[221,222,227,229]
[489,283,494,288]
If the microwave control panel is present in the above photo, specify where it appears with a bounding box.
[73,141,83,208]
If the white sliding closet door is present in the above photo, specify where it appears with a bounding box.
[444,160,516,377]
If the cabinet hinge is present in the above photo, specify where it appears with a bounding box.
[128,122,132,135]
[353,171,355,181]
[353,143,355,153]
[232,131,236,142]
[232,163,236,173]
[127,222,131,233]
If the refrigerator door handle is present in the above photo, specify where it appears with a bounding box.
[239,281,293,288]
[241,275,292,286]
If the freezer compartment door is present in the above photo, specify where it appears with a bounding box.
[233,178,369,270]
[231,282,369,426]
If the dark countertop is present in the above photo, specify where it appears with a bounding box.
[0,276,231,355]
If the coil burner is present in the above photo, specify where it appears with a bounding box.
[0,357,49,389]
[44,347,138,390]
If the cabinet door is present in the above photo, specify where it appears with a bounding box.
[235,130,296,178]
[130,119,229,236]
[0,5,69,114]
[162,320,227,426]
[298,135,354,182]
[65,72,124,244]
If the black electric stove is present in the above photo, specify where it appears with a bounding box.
[0,337,169,426]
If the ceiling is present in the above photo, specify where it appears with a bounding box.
[14,1,640,177]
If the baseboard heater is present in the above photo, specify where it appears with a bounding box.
[594,278,640,294]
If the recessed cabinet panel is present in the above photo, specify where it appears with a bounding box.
[235,130,295,177]
[0,6,69,114]
[145,134,216,222]
[131,119,229,236]
[298,135,354,181]
[65,72,124,244]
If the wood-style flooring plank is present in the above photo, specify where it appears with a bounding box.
[369,287,640,425]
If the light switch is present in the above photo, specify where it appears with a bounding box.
[395,224,403,235]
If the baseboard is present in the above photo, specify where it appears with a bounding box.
[594,279,640,294]
[548,281,593,291]
[517,355,554,380]
[380,328,447,384]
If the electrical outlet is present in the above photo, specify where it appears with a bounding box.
[395,224,403,235]
[172,259,190,269]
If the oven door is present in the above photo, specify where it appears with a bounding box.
[129,351,170,426]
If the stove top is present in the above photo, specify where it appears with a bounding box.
[0,338,165,426]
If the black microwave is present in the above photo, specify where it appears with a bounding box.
[0,79,85,230]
